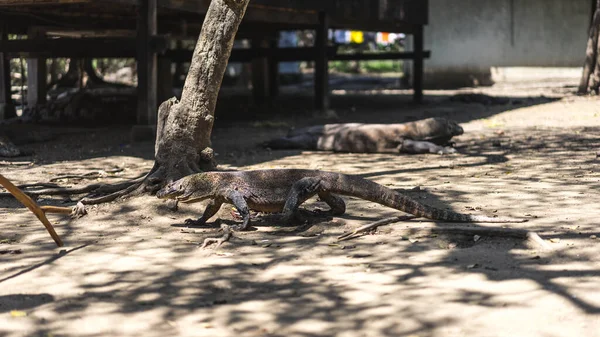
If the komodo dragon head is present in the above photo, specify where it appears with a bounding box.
[156,174,213,203]
[418,118,464,145]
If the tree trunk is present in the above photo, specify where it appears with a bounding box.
[591,23,600,93]
[578,1,600,94]
[148,0,250,186]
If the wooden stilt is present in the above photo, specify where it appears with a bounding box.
[314,11,329,112]
[251,37,270,105]
[413,25,424,103]
[0,27,15,119]
[26,28,47,109]
[136,0,158,126]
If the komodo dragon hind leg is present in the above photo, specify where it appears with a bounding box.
[281,177,327,223]
[317,192,346,215]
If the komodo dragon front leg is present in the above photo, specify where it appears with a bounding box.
[185,198,224,226]
[186,192,251,230]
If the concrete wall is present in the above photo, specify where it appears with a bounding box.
[422,0,591,88]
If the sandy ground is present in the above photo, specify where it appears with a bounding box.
[1,77,600,337]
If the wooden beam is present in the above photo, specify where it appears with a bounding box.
[333,51,430,61]
[26,28,46,108]
[136,0,158,126]
[0,0,91,5]
[314,11,329,111]
[165,47,429,63]
[0,37,168,58]
[412,24,424,103]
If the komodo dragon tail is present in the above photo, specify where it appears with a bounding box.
[326,173,527,223]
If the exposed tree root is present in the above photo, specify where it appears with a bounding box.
[0,174,146,199]
[49,167,124,182]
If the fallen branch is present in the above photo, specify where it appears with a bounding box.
[200,224,233,249]
[338,215,417,241]
[0,174,65,247]
[0,161,33,166]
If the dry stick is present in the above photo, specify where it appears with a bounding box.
[201,224,233,249]
[338,215,417,241]
[338,217,551,250]
[0,161,33,166]
[0,174,64,247]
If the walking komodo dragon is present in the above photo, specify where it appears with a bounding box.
[263,117,464,155]
[156,169,526,230]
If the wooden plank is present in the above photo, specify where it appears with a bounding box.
[412,24,424,103]
[136,0,157,126]
[314,11,329,111]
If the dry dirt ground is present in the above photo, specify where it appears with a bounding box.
[1,78,600,337]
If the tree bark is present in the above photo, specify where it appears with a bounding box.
[591,22,600,93]
[578,1,600,94]
[149,0,250,185]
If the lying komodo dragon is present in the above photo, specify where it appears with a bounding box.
[263,117,464,155]
[156,169,526,230]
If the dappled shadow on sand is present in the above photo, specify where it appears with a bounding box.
[1,88,600,335]
[2,122,600,336]
[0,201,598,337]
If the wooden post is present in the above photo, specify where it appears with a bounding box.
[0,27,15,119]
[157,56,173,104]
[26,28,47,109]
[251,37,270,104]
[132,0,158,141]
[314,11,329,112]
[268,36,279,98]
[413,25,424,103]
[136,0,157,126]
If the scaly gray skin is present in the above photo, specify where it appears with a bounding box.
[263,117,464,155]
[156,169,526,230]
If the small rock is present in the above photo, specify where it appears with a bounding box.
[549,238,561,243]
[473,235,481,242]
[590,235,597,240]
[466,264,480,269]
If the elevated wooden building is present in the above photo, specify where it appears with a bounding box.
[0,0,429,134]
